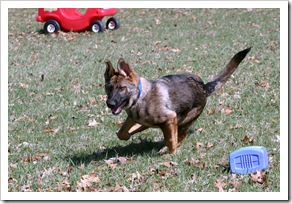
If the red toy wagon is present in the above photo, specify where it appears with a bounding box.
[36,8,120,34]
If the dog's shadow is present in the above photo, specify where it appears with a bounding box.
[68,139,165,166]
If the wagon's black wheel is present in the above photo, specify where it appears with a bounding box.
[44,20,60,34]
[106,17,120,30]
[90,20,104,33]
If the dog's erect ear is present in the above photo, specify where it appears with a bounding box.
[104,60,115,81]
[117,58,133,78]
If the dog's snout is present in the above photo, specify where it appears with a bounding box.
[106,99,116,109]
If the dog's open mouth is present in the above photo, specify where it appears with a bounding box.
[111,100,128,115]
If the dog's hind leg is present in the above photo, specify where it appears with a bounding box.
[177,126,189,147]
[177,107,204,147]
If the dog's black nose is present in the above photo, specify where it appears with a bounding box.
[106,100,116,109]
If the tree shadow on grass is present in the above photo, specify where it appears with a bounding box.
[68,139,165,166]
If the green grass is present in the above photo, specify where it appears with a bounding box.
[8,8,280,192]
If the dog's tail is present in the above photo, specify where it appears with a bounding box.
[204,47,251,96]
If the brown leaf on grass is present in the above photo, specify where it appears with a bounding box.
[88,96,98,106]
[45,114,58,126]
[242,135,254,144]
[117,156,128,164]
[184,158,195,166]
[233,179,241,192]
[104,156,130,169]
[196,127,203,133]
[250,170,267,184]
[207,108,216,115]
[9,163,18,169]
[109,183,130,192]
[196,142,203,150]
[72,81,81,94]
[21,151,49,163]
[77,172,100,191]
[215,179,226,192]
[19,83,29,89]
[21,184,32,192]
[44,126,61,136]
[221,106,234,115]
[62,180,71,191]
[199,162,205,169]
[13,115,36,123]
[158,170,171,178]
[131,171,143,183]
[88,119,100,127]
[230,124,241,130]
[44,128,54,133]
[159,46,181,53]
[170,48,181,53]
[21,155,40,163]
[206,141,214,149]
[162,161,178,168]
[8,177,17,184]
[155,19,160,25]
[55,180,71,192]
[104,159,117,169]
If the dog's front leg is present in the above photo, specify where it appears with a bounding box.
[160,113,178,154]
[116,117,136,140]
[129,124,149,136]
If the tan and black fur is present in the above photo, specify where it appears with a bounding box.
[104,48,251,154]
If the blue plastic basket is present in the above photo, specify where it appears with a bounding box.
[229,146,269,174]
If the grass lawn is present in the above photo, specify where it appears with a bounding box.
[7,8,280,193]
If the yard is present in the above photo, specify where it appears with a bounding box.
[7,7,281,196]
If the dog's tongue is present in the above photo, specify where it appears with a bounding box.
[112,106,122,115]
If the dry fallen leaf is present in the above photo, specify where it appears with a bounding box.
[230,124,240,130]
[207,108,216,115]
[9,163,18,169]
[88,119,100,127]
[88,97,97,106]
[131,171,142,182]
[155,19,160,25]
[44,126,61,136]
[215,179,225,192]
[162,161,178,168]
[14,115,36,123]
[221,106,234,115]
[77,172,100,190]
[184,158,195,166]
[104,156,130,169]
[21,184,32,192]
[242,135,254,144]
[199,162,205,169]
[21,155,40,163]
[196,142,203,150]
[250,170,267,184]
[117,156,128,164]
[8,177,17,184]
[170,48,181,53]
[19,83,29,89]
[206,141,214,149]
[196,127,203,133]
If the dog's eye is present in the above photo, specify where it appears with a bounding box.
[119,86,126,92]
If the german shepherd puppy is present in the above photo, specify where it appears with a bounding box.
[104,48,251,154]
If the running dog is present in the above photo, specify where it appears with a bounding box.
[104,48,251,154]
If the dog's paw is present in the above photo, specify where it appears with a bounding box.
[116,132,131,140]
